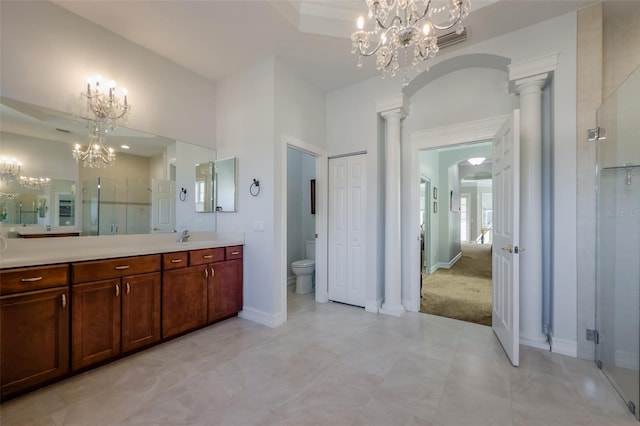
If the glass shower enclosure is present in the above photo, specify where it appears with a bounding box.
[595,66,639,421]
[82,177,152,236]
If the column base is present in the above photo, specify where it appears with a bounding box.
[380,303,406,317]
[520,331,550,350]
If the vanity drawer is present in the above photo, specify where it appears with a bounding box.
[189,248,224,266]
[225,246,243,260]
[72,254,161,283]
[0,264,69,295]
[162,252,188,270]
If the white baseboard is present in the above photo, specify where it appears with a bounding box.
[551,337,578,357]
[238,306,284,328]
[428,264,438,274]
[436,252,462,270]
[365,298,383,314]
[615,350,640,370]
[402,297,419,313]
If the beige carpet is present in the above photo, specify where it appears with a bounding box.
[420,243,493,326]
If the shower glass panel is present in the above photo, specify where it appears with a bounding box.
[595,66,640,420]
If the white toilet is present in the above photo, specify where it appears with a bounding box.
[292,240,316,294]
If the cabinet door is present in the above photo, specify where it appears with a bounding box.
[162,266,207,338]
[208,260,243,323]
[72,279,121,370]
[121,272,161,353]
[1,287,69,398]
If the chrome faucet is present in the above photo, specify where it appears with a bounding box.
[178,229,190,243]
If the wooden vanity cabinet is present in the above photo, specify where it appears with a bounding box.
[71,255,161,370]
[0,265,70,399]
[161,252,208,339]
[190,246,243,323]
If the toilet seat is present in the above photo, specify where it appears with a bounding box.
[292,259,315,268]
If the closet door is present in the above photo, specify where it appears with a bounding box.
[328,155,366,307]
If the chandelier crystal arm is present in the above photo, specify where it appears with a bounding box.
[355,26,396,57]
[431,1,465,31]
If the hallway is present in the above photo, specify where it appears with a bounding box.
[421,243,493,325]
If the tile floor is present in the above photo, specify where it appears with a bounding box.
[1,289,637,426]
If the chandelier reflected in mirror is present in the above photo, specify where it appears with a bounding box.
[19,176,51,190]
[72,131,116,168]
[0,157,21,183]
[351,0,470,84]
[73,76,130,168]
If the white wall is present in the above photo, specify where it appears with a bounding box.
[216,56,326,325]
[216,57,276,323]
[328,11,578,351]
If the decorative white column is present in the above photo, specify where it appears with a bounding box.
[377,95,409,317]
[509,53,557,349]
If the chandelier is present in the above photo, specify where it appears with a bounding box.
[19,176,51,190]
[351,0,471,84]
[74,76,130,168]
[0,157,21,183]
[72,131,116,168]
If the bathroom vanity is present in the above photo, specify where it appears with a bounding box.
[0,233,243,400]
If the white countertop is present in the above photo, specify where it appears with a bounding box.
[0,231,244,269]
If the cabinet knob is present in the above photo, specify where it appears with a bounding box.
[211,268,215,278]
[126,282,131,294]
[204,268,209,279]
[61,293,67,308]
[115,284,120,297]
[170,259,183,263]
[231,251,240,255]
[114,265,130,270]
[203,255,213,259]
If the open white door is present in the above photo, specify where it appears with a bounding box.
[492,110,520,367]
[151,178,176,233]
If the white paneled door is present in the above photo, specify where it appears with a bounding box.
[492,110,521,367]
[328,154,367,307]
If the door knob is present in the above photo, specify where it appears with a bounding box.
[501,246,513,253]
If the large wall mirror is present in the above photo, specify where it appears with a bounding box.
[0,97,217,237]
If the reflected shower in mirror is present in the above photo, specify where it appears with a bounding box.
[0,97,216,236]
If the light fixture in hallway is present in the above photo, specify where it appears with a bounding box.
[467,157,485,166]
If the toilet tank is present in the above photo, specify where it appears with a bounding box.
[305,240,316,260]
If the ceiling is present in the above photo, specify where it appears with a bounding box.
[50,0,600,91]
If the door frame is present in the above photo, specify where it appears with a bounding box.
[405,115,508,312]
[420,176,431,273]
[279,135,328,324]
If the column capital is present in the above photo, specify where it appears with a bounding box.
[376,94,410,119]
[514,73,549,95]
